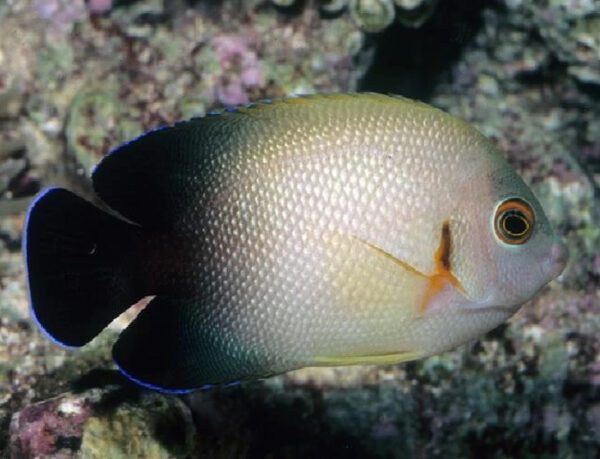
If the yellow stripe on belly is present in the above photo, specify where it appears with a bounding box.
[313,350,422,366]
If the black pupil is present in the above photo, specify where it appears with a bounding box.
[503,211,528,236]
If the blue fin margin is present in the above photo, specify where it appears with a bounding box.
[23,188,79,350]
[116,361,241,394]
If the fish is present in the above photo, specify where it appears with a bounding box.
[23,93,568,393]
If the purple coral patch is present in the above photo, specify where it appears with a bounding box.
[9,396,91,457]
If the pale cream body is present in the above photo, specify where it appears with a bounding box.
[183,94,561,377]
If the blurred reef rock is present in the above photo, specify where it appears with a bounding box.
[1,0,600,458]
[9,385,196,458]
[509,0,600,86]
[0,0,367,185]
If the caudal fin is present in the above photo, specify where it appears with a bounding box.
[24,188,141,347]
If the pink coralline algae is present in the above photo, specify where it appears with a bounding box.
[33,0,87,35]
[9,387,197,457]
[213,35,264,106]
[33,0,112,35]
[9,395,91,457]
[88,0,112,14]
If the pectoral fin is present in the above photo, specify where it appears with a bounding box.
[326,232,430,320]
[347,221,466,317]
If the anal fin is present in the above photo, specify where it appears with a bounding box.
[113,296,257,393]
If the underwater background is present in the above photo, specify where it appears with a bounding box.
[0,0,599,457]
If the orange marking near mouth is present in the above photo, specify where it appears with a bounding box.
[418,221,465,316]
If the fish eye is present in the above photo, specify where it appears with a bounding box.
[494,198,535,245]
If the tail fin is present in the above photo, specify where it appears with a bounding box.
[24,188,141,347]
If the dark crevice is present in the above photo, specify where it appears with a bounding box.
[359,0,497,100]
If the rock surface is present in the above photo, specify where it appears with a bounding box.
[9,385,196,458]
[1,1,599,458]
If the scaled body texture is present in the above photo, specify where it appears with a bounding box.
[24,94,567,392]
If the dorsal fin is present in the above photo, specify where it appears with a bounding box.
[92,116,231,228]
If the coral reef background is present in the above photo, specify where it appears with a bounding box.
[0,0,599,457]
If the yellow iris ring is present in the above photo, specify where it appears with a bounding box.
[494,198,535,245]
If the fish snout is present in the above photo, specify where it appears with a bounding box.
[544,241,569,279]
